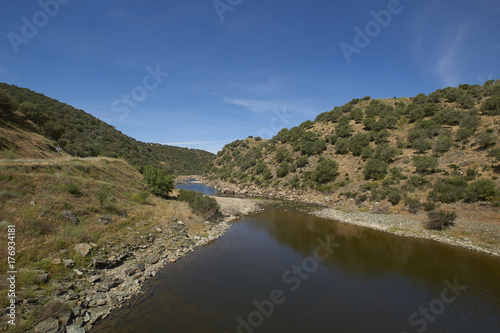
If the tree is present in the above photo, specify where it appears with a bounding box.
[350,108,364,123]
[363,159,388,180]
[276,162,290,178]
[433,134,454,154]
[143,166,174,197]
[413,156,439,174]
[335,138,350,155]
[0,93,18,113]
[313,158,339,184]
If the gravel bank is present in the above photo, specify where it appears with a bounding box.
[312,208,500,257]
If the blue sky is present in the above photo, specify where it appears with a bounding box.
[1,0,499,153]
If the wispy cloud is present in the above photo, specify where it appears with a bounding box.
[434,24,467,87]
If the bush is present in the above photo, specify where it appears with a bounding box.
[143,166,174,197]
[132,191,150,204]
[374,144,400,163]
[424,210,457,230]
[300,139,326,156]
[405,197,422,214]
[276,162,290,178]
[477,131,497,149]
[412,137,432,153]
[428,177,467,203]
[313,158,339,184]
[296,156,309,168]
[489,148,500,161]
[388,189,403,205]
[433,134,454,154]
[275,147,293,163]
[178,189,221,221]
[466,179,499,202]
[350,108,364,123]
[363,159,388,180]
[433,108,465,126]
[66,183,84,198]
[94,183,113,206]
[349,133,371,156]
[335,138,350,155]
[413,156,439,174]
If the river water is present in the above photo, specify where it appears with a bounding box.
[93,184,500,333]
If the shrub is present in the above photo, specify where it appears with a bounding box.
[477,131,497,149]
[412,137,432,153]
[413,156,439,174]
[374,144,400,164]
[66,183,84,198]
[466,179,499,202]
[335,138,350,155]
[350,108,364,123]
[388,189,403,205]
[428,178,467,203]
[349,133,371,156]
[178,190,221,221]
[433,134,454,154]
[296,156,309,168]
[489,148,500,161]
[433,108,465,126]
[372,130,390,144]
[276,162,290,178]
[275,147,293,163]
[424,210,457,230]
[405,197,422,214]
[313,158,339,184]
[143,166,174,197]
[363,159,388,180]
[94,183,113,206]
[300,139,326,156]
[132,191,150,204]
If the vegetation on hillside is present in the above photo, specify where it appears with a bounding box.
[0,83,214,174]
[208,80,500,211]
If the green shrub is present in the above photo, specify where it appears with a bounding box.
[413,156,439,174]
[424,210,457,230]
[178,190,221,221]
[405,197,422,214]
[433,134,454,154]
[412,137,432,153]
[433,108,465,126]
[275,147,293,163]
[489,148,500,161]
[132,191,150,204]
[300,139,326,156]
[428,177,468,203]
[388,189,403,205]
[143,166,174,197]
[363,159,388,180]
[66,183,84,198]
[94,183,113,206]
[350,108,364,123]
[466,179,499,202]
[313,158,339,184]
[296,156,309,168]
[374,144,400,164]
[349,133,371,156]
[335,138,350,154]
[477,131,497,149]
[372,130,390,144]
[276,162,290,178]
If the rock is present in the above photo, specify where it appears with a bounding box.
[98,216,113,225]
[63,210,79,225]
[66,326,86,333]
[64,259,75,267]
[112,290,128,298]
[108,279,123,289]
[124,267,136,276]
[74,317,84,327]
[33,318,64,333]
[146,254,160,265]
[93,257,112,269]
[87,275,101,284]
[0,220,11,229]
[136,263,145,272]
[74,243,92,256]
[73,269,83,276]
[96,282,109,292]
[84,312,92,322]
[67,289,78,300]
[52,258,62,265]
[57,309,73,325]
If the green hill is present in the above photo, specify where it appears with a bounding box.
[208,80,500,209]
[0,83,214,174]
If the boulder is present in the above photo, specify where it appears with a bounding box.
[147,254,159,265]
[33,318,64,333]
[74,243,91,256]
[63,211,79,225]
[66,326,86,333]
[98,216,113,225]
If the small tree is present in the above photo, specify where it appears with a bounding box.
[143,166,174,197]
[413,156,439,174]
[313,158,339,184]
[363,159,388,180]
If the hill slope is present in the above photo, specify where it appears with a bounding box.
[208,80,500,211]
[0,83,214,174]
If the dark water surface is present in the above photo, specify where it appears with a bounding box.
[93,207,500,333]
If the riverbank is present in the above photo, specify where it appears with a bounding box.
[23,196,266,333]
[202,177,500,257]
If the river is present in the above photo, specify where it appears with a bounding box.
[93,182,500,333]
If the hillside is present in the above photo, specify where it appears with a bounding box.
[208,80,500,212]
[0,83,214,174]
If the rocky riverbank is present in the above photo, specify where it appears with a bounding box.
[202,178,500,257]
[22,197,266,333]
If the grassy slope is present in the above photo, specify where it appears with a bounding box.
[0,157,200,331]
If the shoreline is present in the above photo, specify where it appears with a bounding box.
[201,177,500,258]
[27,197,266,333]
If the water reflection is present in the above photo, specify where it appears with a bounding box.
[94,208,500,333]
